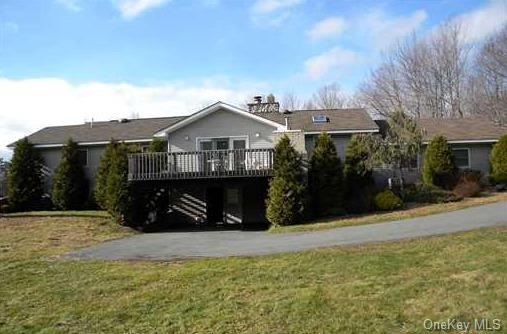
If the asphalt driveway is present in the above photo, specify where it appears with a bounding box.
[66,201,507,261]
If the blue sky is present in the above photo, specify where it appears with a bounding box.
[0,0,506,158]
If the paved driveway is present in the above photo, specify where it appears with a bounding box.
[66,201,507,261]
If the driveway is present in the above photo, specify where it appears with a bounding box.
[66,201,507,261]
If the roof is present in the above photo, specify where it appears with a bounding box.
[419,117,507,143]
[153,101,285,137]
[258,108,379,133]
[10,116,185,147]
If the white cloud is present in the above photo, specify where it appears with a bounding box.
[250,0,304,26]
[304,47,360,79]
[251,0,304,14]
[0,77,261,159]
[55,0,82,11]
[307,17,346,40]
[112,0,172,19]
[362,9,427,50]
[452,0,507,43]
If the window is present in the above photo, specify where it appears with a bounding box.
[77,149,88,167]
[312,115,329,123]
[452,148,470,168]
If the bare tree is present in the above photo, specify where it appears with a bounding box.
[468,26,507,124]
[312,83,347,109]
[360,22,472,119]
[281,92,303,111]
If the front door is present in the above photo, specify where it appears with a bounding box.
[206,187,224,224]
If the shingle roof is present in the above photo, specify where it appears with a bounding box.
[258,108,379,132]
[11,116,185,147]
[419,118,507,142]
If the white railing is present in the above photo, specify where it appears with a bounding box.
[128,148,274,181]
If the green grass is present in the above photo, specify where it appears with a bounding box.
[0,215,506,333]
[1,210,110,218]
[270,192,507,233]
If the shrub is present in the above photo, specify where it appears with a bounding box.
[148,138,167,153]
[266,135,306,226]
[7,138,44,212]
[404,184,462,203]
[422,136,457,189]
[490,134,507,184]
[51,139,89,210]
[308,132,344,217]
[453,170,483,198]
[373,189,403,211]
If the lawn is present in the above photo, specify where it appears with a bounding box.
[1,210,110,218]
[270,191,507,233]
[0,215,506,333]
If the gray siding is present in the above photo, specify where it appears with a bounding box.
[39,145,106,191]
[167,108,277,152]
[419,143,493,174]
[305,134,351,161]
[374,142,495,187]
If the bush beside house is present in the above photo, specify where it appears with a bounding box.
[373,189,403,211]
[308,132,344,217]
[147,138,167,153]
[422,136,457,189]
[51,139,89,210]
[7,138,45,212]
[266,135,306,226]
[490,134,507,186]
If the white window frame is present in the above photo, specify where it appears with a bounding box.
[195,135,249,151]
[452,148,471,169]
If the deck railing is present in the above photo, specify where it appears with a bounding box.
[128,148,274,181]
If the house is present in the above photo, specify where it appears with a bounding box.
[8,97,506,226]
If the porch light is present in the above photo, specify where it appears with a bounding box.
[184,135,190,141]
[255,132,260,138]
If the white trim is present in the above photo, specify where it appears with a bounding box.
[451,147,471,169]
[153,101,286,137]
[195,135,249,150]
[422,139,499,145]
[33,138,154,148]
[304,129,379,135]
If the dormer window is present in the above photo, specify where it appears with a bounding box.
[312,115,329,123]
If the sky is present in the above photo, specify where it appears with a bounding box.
[0,0,506,159]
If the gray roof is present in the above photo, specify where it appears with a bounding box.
[11,116,185,147]
[419,118,507,142]
[258,108,379,132]
[15,107,503,147]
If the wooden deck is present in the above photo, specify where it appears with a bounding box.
[128,148,274,181]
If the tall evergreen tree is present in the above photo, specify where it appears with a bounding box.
[308,132,344,217]
[7,138,44,211]
[490,134,507,184]
[344,134,373,188]
[344,134,375,213]
[105,143,132,222]
[266,135,306,226]
[422,136,457,189]
[95,140,117,209]
[51,139,88,210]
